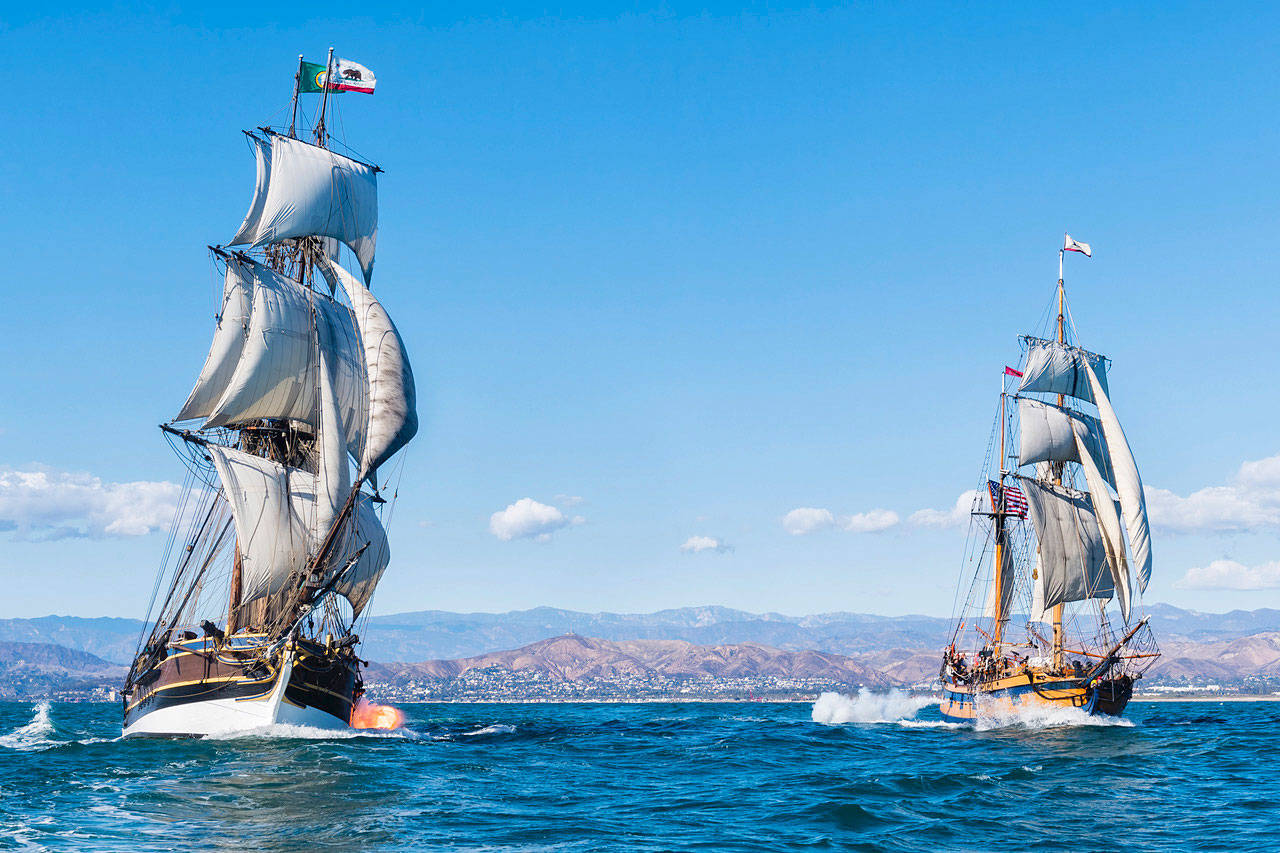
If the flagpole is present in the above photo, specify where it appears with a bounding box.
[288,54,303,139]
[315,46,335,148]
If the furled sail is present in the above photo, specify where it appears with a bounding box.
[176,257,254,421]
[206,445,318,605]
[1016,398,1113,488]
[202,261,367,458]
[229,134,272,246]
[1018,476,1115,612]
[1018,338,1110,403]
[1084,361,1152,593]
[1072,423,1131,622]
[250,134,378,283]
[315,255,417,483]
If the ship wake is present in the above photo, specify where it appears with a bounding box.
[972,700,1134,731]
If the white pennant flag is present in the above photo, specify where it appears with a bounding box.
[1063,233,1092,257]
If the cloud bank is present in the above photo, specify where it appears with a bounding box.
[0,466,180,540]
[782,507,899,536]
[1174,559,1280,590]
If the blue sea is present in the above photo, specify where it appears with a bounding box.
[1,693,1275,851]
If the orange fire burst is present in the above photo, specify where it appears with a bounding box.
[350,699,405,730]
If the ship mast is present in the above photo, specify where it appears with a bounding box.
[1052,250,1066,670]
[991,375,1009,648]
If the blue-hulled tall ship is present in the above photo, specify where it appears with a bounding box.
[939,236,1160,723]
[122,51,416,737]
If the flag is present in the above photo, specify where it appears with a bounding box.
[988,480,1028,518]
[299,58,377,95]
[1063,233,1092,257]
[1004,366,1024,378]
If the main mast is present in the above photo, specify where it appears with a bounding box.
[1052,252,1066,670]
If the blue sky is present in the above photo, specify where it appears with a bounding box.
[3,1,1280,619]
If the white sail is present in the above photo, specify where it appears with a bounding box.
[331,495,390,617]
[207,445,317,605]
[176,257,253,421]
[1017,398,1114,488]
[203,262,367,458]
[315,348,351,541]
[1018,338,1110,403]
[1084,360,1153,593]
[229,135,272,246]
[1019,476,1115,612]
[251,134,378,283]
[315,255,417,483]
[1072,423,1132,622]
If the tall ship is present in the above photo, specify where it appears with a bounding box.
[122,52,417,737]
[939,236,1160,723]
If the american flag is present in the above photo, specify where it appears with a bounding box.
[988,480,1028,518]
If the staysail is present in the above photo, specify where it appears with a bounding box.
[1071,423,1131,621]
[315,255,417,483]
[1084,361,1152,593]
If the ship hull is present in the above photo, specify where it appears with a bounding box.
[939,671,1132,724]
[122,636,359,738]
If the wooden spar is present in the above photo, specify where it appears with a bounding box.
[226,544,243,634]
[1052,258,1066,670]
[315,46,335,148]
[991,371,1008,647]
[288,54,303,139]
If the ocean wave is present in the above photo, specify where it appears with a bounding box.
[811,690,934,725]
[204,723,414,741]
[973,700,1135,731]
[0,702,56,752]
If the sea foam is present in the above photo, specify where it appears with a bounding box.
[811,690,934,725]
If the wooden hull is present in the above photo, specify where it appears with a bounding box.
[122,635,360,738]
[940,670,1133,724]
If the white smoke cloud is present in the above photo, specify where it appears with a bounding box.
[1173,559,1280,590]
[680,535,733,554]
[489,498,584,542]
[0,466,180,540]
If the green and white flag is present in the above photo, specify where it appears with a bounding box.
[300,58,376,94]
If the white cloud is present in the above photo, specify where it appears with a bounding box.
[1173,559,1280,590]
[554,494,584,507]
[1146,454,1280,534]
[782,506,899,536]
[909,490,980,529]
[680,535,733,554]
[783,507,836,536]
[489,498,584,542]
[0,466,180,540]
[842,509,899,533]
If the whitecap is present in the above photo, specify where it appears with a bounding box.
[811,690,934,725]
[0,702,56,752]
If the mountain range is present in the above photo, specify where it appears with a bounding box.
[4,604,1280,666]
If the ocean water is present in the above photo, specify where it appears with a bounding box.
[1,694,1277,851]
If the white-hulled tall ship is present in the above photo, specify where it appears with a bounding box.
[122,52,417,737]
[939,236,1160,723]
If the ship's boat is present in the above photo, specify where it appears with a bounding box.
[121,52,416,737]
[939,237,1160,724]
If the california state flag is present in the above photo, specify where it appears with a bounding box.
[331,58,376,94]
[1063,233,1092,257]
